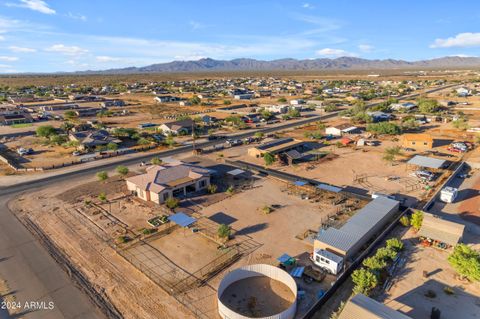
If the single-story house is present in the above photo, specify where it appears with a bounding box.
[264,105,289,114]
[126,162,211,204]
[74,108,104,117]
[326,124,360,137]
[69,130,121,150]
[339,294,412,319]
[390,102,417,111]
[456,87,470,97]
[406,155,446,170]
[154,95,179,103]
[418,212,465,247]
[290,99,305,105]
[234,93,254,100]
[247,138,306,158]
[402,133,434,150]
[0,112,33,125]
[159,118,194,135]
[101,99,125,107]
[367,111,393,122]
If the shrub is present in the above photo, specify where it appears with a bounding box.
[96,171,108,182]
[411,210,424,231]
[443,286,455,295]
[116,165,129,176]
[207,184,217,194]
[226,185,235,196]
[262,205,273,214]
[165,197,179,209]
[151,157,162,165]
[98,192,107,202]
[399,215,410,227]
[217,224,231,239]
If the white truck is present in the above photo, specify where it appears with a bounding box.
[312,249,344,275]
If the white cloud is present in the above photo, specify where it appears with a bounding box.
[430,32,480,48]
[0,56,19,61]
[95,56,121,62]
[45,44,88,55]
[315,48,357,57]
[9,45,36,52]
[302,3,315,9]
[7,0,55,15]
[0,35,4,41]
[189,20,204,30]
[0,64,12,68]
[66,12,87,21]
[358,44,373,52]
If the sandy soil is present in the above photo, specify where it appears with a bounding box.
[220,276,295,317]
[382,228,480,319]
[10,179,195,319]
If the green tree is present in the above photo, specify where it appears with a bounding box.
[366,122,401,135]
[352,268,378,295]
[136,138,151,145]
[288,108,301,118]
[107,142,118,151]
[217,224,231,239]
[151,157,163,165]
[64,110,78,120]
[49,134,67,145]
[411,210,424,231]
[448,244,480,281]
[263,152,275,166]
[417,98,440,113]
[165,197,179,209]
[190,95,201,105]
[164,135,175,147]
[96,171,109,182]
[386,238,404,252]
[223,99,231,105]
[452,118,469,131]
[36,125,57,138]
[375,247,398,261]
[277,97,287,103]
[116,165,129,176]
[226,185,235,196]
[254,132,264,139]
[362,256,387,271]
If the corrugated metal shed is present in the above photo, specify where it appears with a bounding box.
[407,155,446,169]
[418,212,465,246]
[316,197,399,256]
[339,294,412,319]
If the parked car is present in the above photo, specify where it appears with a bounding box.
[411,170,435,181]
[17,147,33,156]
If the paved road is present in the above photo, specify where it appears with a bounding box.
[0,83,457,319]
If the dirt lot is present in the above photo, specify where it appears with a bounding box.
[381,228,480,319]
[10,177,195,319]
[220,276,295,317]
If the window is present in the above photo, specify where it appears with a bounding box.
[412,142,416,145]
[324,259,330,264]
[163,193,169,201]
[424,142,428,145]
[200,180,206,188]
[316,256,320,262]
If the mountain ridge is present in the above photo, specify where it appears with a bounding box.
[79,56,480,74]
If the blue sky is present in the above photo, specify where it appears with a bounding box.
[0,0,480,73]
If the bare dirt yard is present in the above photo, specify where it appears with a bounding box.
[220,276,295,317]
[381,228,480,319]
[9,176,195,319]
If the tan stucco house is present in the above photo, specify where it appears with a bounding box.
[126,162,211,204]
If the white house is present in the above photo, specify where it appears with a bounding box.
[290,99,305,105]
[456,87,470,97]
[325,124,359,137]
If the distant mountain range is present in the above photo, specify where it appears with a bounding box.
[82,56,480,74]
